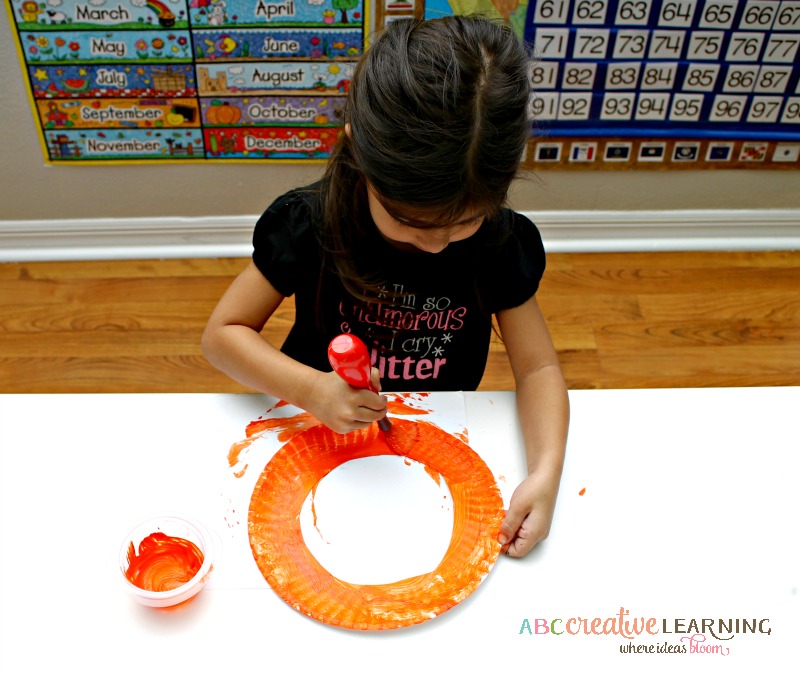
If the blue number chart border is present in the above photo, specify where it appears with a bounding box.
[523,0,800,140]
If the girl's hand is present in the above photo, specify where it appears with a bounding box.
[306,369,388,434]
[498,471,559,558]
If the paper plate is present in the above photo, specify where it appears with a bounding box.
[248,418,504,630]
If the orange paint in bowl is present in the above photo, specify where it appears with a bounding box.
[125,532,204,592]
[120,514,214,608]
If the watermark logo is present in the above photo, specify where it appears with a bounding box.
[519,607,771,657]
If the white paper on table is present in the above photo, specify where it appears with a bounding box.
[207,391,469,590]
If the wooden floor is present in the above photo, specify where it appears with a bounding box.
[1,251,798,393]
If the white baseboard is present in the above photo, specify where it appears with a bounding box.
[0,216,257,262]
[1,210,799,262]
[537,209,800,253]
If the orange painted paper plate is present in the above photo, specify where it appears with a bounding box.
[248,418,504,630]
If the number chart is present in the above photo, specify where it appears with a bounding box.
[522,0,800,168]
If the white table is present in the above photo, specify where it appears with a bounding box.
[0,389,797,676]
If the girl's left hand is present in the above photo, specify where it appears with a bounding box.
[498,472,559,557]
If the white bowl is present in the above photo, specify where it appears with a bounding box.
[119,513,214,608]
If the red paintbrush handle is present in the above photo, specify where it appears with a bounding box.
[328,334,373,390]
[327,334,391,431]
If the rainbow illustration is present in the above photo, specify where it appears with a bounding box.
[146,0,176,27]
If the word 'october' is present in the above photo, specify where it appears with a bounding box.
[521,608,658,639]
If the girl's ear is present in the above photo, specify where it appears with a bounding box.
[344,123,352,138]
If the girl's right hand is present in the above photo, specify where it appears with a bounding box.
[306,369,388,434]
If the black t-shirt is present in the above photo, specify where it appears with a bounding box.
[252,187,546,391]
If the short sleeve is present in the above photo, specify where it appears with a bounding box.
[251,190,316,297]
[480,211,546,314]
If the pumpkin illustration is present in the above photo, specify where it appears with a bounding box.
[206,102,242,126]
[313,113,329,125]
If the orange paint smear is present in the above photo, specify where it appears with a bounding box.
[230,394,436,472]
[228,410,320,470]
[245,418,274,437]
[386,397,430,415]
[125,532,203,592]
[423,464,442,486]
[579,487,586,496]
[248,419,503,631]
[227,439,252,467]
[387,392,431,415]
[262,412,319,441]
[245,412,319,442]
[310,484,328,542]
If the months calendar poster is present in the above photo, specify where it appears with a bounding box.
[5,0,365,163]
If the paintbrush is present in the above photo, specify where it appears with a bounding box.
[327,334,392,432]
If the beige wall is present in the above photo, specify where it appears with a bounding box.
[2,13,798,224]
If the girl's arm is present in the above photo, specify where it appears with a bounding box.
[495,294,570,557]
[202,261,388,433]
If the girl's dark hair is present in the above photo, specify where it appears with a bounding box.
[315,14,532,300]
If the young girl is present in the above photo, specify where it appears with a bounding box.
[203,15,569,558]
